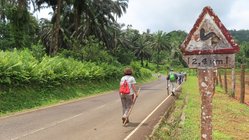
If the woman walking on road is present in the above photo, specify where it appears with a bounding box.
[119,67,138,125]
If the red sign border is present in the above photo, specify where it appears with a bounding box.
[181,6,240,55]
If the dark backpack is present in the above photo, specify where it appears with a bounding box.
[119,80,130,94]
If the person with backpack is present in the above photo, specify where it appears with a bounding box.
[166,69,178,96]
[119,67,138,125]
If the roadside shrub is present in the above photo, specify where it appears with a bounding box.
[0,50,123,88]
[139,67,153,79]
[0,49,37,86]
[0,49,153,89]
[130,61,152,79]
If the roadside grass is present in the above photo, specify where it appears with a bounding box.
[152,76,249,140]
[0,76,157,117]
[180,76,200,140]
[151,89,187,140]
[0,80,119,117]
[212,86,249,140]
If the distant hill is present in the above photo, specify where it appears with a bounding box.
[229,29,249,43]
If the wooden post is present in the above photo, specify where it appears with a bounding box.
[218,70,223,88]
[240,64,245,103]
[198,68,214,140]
[231,67,236,98]
[213,69,218,86]
[224,69,227,94]
[214,69,218,92]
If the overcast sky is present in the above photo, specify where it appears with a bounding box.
[118,0,249,33]
[36,0,249,33]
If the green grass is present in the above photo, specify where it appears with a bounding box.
[0,80,118,116]
[181,76,200,140]
[153,76,249,140]
[212,86,249,140]
[0,76,156,117]
[151,81,188,139]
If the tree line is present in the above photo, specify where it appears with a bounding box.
[230,30,249,66]
[0,0,188,70]
[0,0,248,70]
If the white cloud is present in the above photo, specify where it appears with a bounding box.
[32,3,53,20]
[228,0,249,30]
[35,8,53,20]
[118,0,248,33]
[34,0,249,33]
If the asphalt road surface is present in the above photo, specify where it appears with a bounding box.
[0,77,176,140]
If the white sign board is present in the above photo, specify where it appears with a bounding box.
[183,54,235,68]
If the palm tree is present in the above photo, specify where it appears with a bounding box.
[166,31,187,66]
[36,0,129,55]
[70,0,128,51]
[0,0,9,22]
[133,31,152,67]
[151,31,170,71]
[0,0,39,49]
[35,0,65,55]
[51,0,62,56]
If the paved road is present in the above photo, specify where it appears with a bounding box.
[0,77,176,140]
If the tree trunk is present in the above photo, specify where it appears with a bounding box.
[17,0,26,11]
[74,3,80,31]
[51,0,62,56]
[141,56,144,67]
[157,49,160,71]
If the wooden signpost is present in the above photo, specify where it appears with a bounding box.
[180,6,239,140]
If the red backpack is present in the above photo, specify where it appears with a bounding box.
[119,80,130,94]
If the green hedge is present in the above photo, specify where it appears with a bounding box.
[0,49,153,88]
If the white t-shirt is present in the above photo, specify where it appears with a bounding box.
[120,75,136,95]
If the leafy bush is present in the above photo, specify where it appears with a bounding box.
[130,61,152,79]
[139,67,153,79]
[0,49,153,89]
[31,43,46,61]
[0,49,124,88]
[0,49,37,85]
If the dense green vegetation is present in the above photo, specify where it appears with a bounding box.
[0,1,188,90]
[230,30,249,66]
[152,76,249,140]
[0,0,187,68]
[0,1,248,115]
[230,29,249,43]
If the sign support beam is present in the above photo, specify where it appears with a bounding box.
[198,68,215,140]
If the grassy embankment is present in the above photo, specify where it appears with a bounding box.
[152,76,249,140]
[0,76,156,117]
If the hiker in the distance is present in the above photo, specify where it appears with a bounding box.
[177,72,185,84]
[166,69,178,96]
[119,67,138,125]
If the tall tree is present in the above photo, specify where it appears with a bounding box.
[134,31,152,67]
[51,0,62,55]
[0,0,38,49]
[236,41,249,66]
[166,30,187,67]
[36,0,128,55]
[151,31,170,70]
